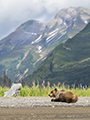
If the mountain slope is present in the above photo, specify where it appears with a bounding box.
[24,22,90,87]
[0,7,90,82]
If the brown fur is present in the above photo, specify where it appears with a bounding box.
[49,88,78,103]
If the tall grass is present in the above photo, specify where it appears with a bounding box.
[20,81,51,97]
[0,86,9,97]
[0,81,90,97]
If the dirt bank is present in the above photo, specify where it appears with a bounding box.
[0,107,90,120]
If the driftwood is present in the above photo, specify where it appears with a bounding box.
[3,83,22,97]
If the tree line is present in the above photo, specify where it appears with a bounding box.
[0,71,11,87]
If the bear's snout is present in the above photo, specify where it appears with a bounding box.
[49,93,53,97]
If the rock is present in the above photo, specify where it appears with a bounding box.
[3,83,22,97]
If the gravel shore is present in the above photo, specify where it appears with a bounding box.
[0,97,90,108]
[0,97,90,120]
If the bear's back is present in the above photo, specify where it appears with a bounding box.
[59,91,78,103]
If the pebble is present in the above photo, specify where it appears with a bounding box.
[0,97,90,108]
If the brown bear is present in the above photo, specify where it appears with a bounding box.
[49,88,78,103]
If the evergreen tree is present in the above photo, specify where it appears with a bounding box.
[0,71,11,87]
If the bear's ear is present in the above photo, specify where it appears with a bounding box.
[55,88,58,91]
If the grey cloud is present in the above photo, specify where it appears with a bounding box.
[0,0,90,40]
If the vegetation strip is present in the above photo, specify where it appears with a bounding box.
[0,81,90,97]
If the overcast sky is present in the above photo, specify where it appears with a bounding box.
[0,0,90,40]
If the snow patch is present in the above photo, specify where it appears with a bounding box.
[64,22,66,25]
[84,20,88,24]
[31,35,42,44]
[38,46,42,53]
[46,33,56,43]
[46,28,59,43]
[49,28,59,35]
[31,33,37,35]
[38,46,42,50]
[24,31,37,35]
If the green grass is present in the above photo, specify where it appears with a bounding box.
[0,86,9,97]
[0,82,90,97]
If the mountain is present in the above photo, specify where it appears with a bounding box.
[0,7,90,82]
[24,22,90,87]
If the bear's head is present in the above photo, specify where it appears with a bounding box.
[49,88,58,97]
